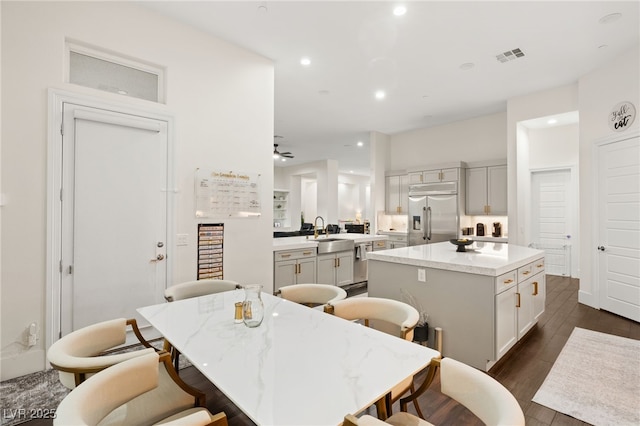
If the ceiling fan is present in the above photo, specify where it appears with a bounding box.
[273,136,294,159]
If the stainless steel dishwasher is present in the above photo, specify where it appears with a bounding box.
[353,242,373,284]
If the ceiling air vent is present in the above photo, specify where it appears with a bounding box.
[496,48,525,63]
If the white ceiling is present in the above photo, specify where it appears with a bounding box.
[142,1,639,175]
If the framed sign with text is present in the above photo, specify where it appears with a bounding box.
[194,168,261,218]
[609,101,636,132]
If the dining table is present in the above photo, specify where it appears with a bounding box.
[138,289,440,426]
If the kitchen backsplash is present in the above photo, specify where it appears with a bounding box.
[377,212,408,232]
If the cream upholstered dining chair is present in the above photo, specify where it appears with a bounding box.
[163,279,241,370]
[277,283,347,307]
[54,351,228,426]
[324,297,425,419]
[342,357,525,426]
[164,279,241,302]
[47,318,158,390]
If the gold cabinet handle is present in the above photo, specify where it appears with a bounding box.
[516,292,521,308]
[504,279,514,285]
[337,258,340,267]
[536,263,544,268]
[522,270,530,275]
[281,254,291,258]
[303,251,312,255]
[533,281,538,296]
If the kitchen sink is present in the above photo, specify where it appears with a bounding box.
[316,238,354,254]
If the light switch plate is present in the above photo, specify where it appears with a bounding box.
[177,234,189,246]
[418,268,426,282]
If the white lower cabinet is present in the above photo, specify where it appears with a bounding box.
[317,251,354,286]
[274,249,317,292]
[495,258,545,360]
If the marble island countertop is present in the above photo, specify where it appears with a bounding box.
[367,241,544,276]
[273,234,388,252]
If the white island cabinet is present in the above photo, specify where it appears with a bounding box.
[367,241,545,371]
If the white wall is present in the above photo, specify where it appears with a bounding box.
[577,47,639,307]
[507,84,579,247]
[1,2,274,379]
[528,124,579,170]
[389,112,507,170]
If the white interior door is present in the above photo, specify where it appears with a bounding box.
[61,103,169,337]
[531,169,573,276]
[597,134,640,322]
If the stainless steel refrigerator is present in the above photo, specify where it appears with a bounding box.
[408,182,459,246]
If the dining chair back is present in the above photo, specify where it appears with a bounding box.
[439,357,525,425]
[54,351,228,426]
[342,357,525,426]
[325,297,422,418]
[163,279,241,370]
[164,279,241,302]
[278,283,347,307]
[47,318,157,389]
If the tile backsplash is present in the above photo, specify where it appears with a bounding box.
[377,212,408,232]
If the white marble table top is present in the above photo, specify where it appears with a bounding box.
[367,241,544,276]
[138,290,439,426]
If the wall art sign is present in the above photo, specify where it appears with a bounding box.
[197,223,224,279]
[608,101,636,132]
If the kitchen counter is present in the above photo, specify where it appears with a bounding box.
[273,234,388,252]
[377,230,408,236]
[366,241,542,276]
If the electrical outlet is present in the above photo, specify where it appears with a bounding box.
[27,322,37,347]
[418,268,426,282]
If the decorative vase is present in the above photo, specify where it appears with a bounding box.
[242,284,264,328]
[413,323,429,343]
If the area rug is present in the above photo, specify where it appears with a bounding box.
[533,327,640,426]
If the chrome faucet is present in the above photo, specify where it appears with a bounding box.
[314,216,325,239]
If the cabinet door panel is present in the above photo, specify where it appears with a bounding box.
[274,259,297,291]
[487,165,507,215]
[517,278,535,339]
[399,174,409,214]
[496,286,518,359]
[297,257,317,284]
[422,170,441,183]
[336,252,354,286]
[440,168,458,182]
[466,168,487,215]
[316,254,335,285]
[532,273,546,320]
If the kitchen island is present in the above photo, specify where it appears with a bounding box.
[367,241,545,371]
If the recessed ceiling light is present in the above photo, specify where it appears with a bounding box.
[350,170,354,174]
[393,6,407,16]
[300,57,311,66]
[357,141,364,147]
[459,62,475,71]
[375,90,386,100]
[281,158,287,162]
[547,119,558,125]
[599,13,622,24]
[116,90,128,95]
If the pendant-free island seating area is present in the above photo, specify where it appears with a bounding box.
[44,275,526,425]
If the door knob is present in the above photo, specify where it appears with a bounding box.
[597,246,606,252]
[151,254,165,262]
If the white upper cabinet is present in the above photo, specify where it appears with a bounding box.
[409,167,459,184]
[466,164,507,215]
[385,174,409,214]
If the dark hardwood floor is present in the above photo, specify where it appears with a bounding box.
[24,275,639,426]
